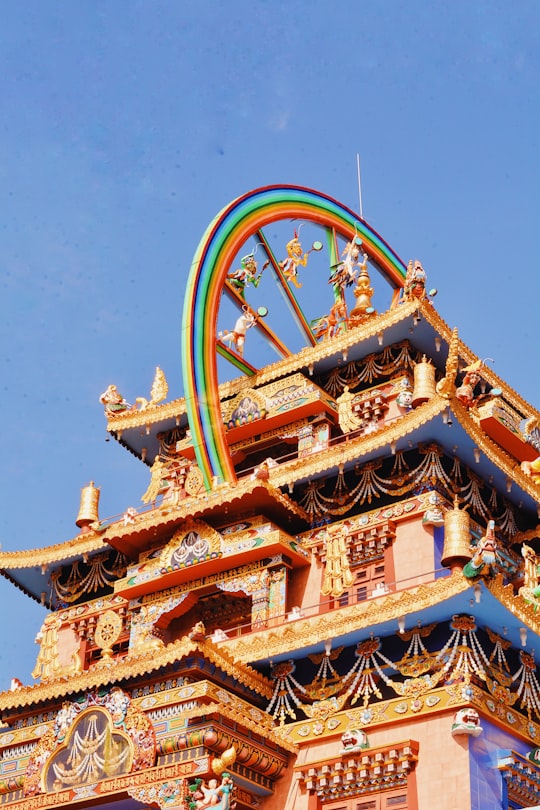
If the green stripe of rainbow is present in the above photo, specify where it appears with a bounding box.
[181,184,408,490]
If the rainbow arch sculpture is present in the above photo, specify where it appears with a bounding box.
[181,184,408,490]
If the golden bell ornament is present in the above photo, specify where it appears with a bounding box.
[76,481,100,530]
[411,355,436,407]
[441,499,472,569]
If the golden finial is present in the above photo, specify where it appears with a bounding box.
[212,745,237,776]
[150,366,168,405]
[349,255,377,325]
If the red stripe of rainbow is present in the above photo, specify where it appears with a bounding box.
[181,184,407,490]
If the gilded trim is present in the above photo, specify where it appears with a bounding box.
[0,535,109,571]
[269,395,448,488]
[225,571,469,662]
[106,303,421,434]
[0,636,273,712]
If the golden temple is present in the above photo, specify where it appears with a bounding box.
[1,185,539,810]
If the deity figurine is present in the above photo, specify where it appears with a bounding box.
[192,778,220,809]
[122,506,138,525]
[336,385,362,434]
[141,455,170,505]
[463,520,500,579]
[251,456,278,481]
[521,543,540,596]
[190,773,234,810]
[227,252,268,299]
[403,259,429,302]
[329,239,363,291]
[456,361,483,409]
[99,384,131,416]
[279,230,308,288]
[219,306,257,357]
[312,299,348,341]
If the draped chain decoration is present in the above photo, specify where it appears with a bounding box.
[296,443,519,536]
[435,615,490,684]
[341,637,397,706]
[321,342,419,396]
[266,661,307,723]
[513,651,540,719]
[51,552,129,603]
[459,472,491,521]
[265,615,540,725]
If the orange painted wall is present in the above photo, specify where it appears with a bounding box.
[266,711,472,810]
[392,516,436,590]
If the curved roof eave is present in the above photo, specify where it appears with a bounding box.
[225,573,540,671]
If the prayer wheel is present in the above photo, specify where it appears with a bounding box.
[411,355,436,407]
[76,481,100,530]
[441,501,472,569]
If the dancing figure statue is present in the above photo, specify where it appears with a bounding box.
[219,306,258,357]
[313,299,348,341]
[330,239,364,290]
[227,253,268,299]
[279,231,308,288]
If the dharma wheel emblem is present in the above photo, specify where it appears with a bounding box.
[94,610,123,659]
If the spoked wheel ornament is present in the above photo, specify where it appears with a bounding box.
[181,185,408,489]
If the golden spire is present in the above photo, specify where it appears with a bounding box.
[349,255,377,326]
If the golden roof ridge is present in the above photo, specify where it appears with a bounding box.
[0,534,109,570]
[0,634,272,712]
[449,398,540,498]
[225,570,470,662]
[420,302,540,418]
[106,302,421,432]
[269,394,448,488]
[488,574,540,634]
[100,479,308,546]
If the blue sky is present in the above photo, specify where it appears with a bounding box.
[0,1,539,690]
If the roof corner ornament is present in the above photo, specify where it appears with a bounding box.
[99,383,132,417]
[136,365,169,410]
[463,519,502,580]
[436,327,459,400]
[402,259,437,303]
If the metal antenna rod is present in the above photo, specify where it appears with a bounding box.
[356,153,364,220]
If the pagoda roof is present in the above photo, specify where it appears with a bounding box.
[3,299,539,604]
[266,392,540,516]
[0,481,308,605]
[102,300,539,476]
[0,533,110,605]
[0,633,273,713]
[103,479,309,559]
[223,571,540,672]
